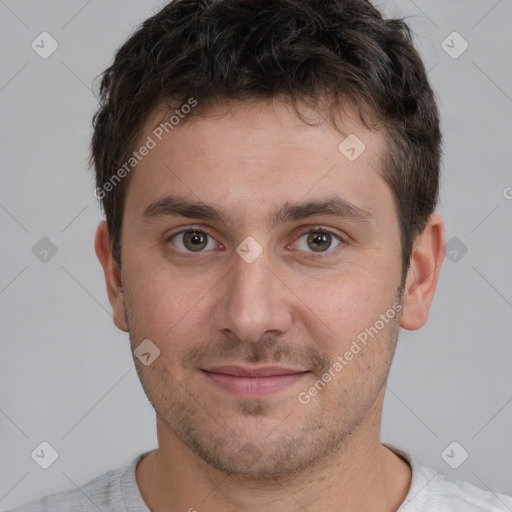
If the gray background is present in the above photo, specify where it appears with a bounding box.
[1,0,511,508]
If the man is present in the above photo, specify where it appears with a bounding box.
[10,0,512,510]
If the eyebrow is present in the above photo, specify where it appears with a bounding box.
[142,195,230,223]
[268,196,373,228]
[141,194,373,227]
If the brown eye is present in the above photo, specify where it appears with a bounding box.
[184,231,208,251]
[293,230,343,254]
[307,232,332,252]
[171,230,216,252]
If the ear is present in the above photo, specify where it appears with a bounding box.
[94,221,129,332]
[400,213,445,330]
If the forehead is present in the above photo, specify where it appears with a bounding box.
[146,97,385,155]
[123,98,392,226]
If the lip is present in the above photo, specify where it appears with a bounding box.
[201,366,310,396]
[203,365,306,377]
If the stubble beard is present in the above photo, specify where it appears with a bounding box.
[124,291,402,480]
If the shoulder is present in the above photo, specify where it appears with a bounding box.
[5,455,143,512]
[6,469,120,511]
[391,446,512,512]
[409,463,512,511]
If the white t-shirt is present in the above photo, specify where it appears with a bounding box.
[7,446,512,511]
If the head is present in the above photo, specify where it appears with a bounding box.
[94,0,445,479]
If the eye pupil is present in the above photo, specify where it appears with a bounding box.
[184,231,208,251]
[307,232,331,252]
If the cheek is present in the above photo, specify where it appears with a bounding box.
[289,266,398,351]
[122,254,218,345]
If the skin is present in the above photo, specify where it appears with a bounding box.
[95,98,445,512]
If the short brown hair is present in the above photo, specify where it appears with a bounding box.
[91,0,441,282]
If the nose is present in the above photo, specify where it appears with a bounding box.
[213,246,293,344]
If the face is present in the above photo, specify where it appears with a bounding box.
[106,99,407,478]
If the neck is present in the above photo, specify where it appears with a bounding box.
[136,407,411,512]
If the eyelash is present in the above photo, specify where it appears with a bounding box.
[289,228,345,259]
[166,226,345,258]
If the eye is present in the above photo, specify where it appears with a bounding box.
[169,230,219,252]
[292,229,343,254]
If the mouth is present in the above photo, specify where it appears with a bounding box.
[200,365,310,396]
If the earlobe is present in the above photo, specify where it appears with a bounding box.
[94,221,129,332]
[399,213,446,331]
